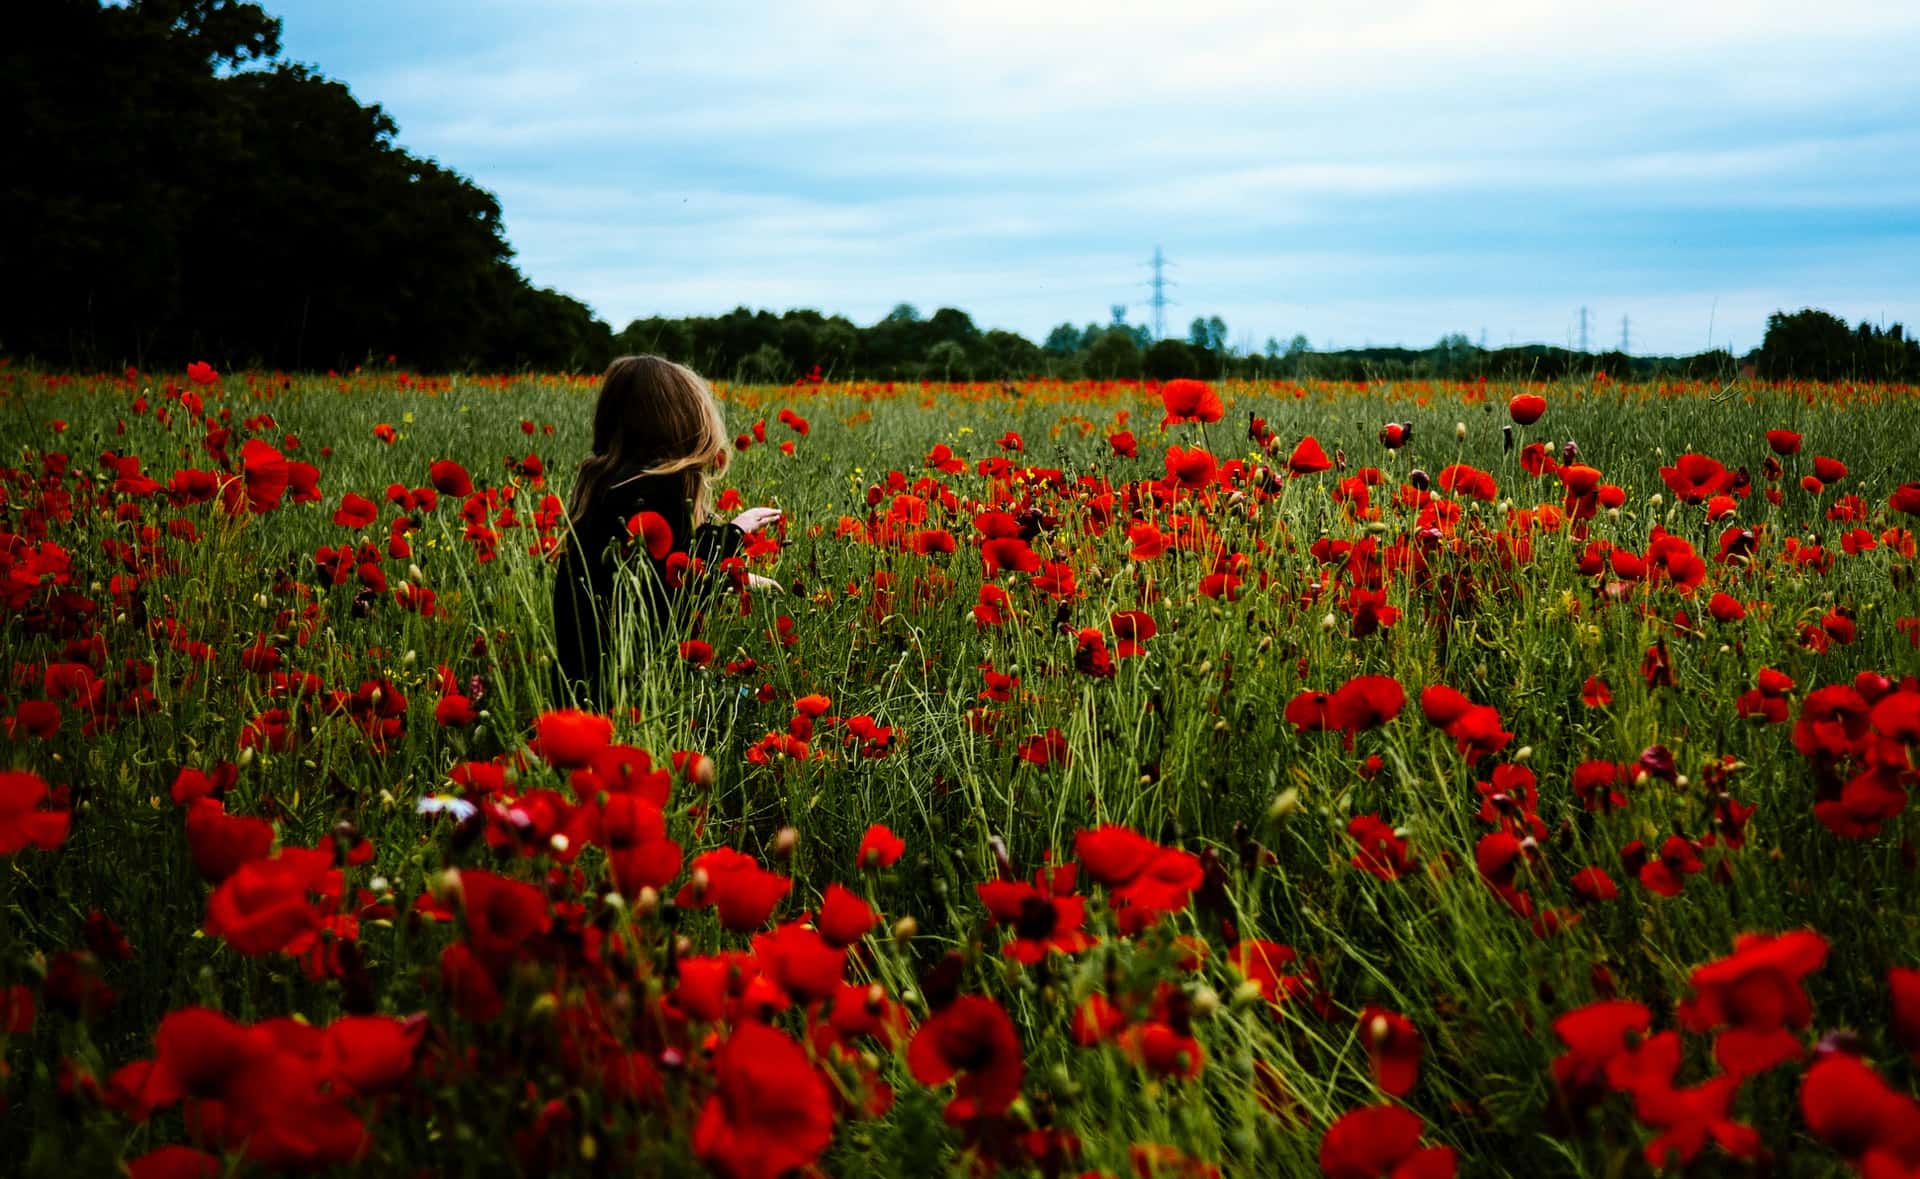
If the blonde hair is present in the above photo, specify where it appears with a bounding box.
[566,355,729,537]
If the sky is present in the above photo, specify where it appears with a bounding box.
[265,0,1920,356]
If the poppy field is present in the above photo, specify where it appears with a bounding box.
[6,364,1920,1178]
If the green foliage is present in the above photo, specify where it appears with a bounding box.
[1758,309,1920,381]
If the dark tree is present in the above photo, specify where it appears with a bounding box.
[0,0,609,370]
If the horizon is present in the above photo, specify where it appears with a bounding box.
[266,0,1920,356]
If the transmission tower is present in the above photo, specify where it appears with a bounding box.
[1620,314,1631,355]
[1578,306,1590,354]
[1143,246,1177,341]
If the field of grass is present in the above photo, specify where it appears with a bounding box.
[4,363,1920,1177]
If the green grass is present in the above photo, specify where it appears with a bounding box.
[3,367,1918,1177]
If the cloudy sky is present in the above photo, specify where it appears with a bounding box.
[268,0,1919,356]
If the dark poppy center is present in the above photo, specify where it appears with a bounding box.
[1013,896,1059,941]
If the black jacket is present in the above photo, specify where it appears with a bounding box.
[551,472,743,703]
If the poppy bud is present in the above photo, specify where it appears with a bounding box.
[1455,422,1468,442]
[1267,788,1300,821]
[891,916,918,943]
[431,867,464,907]
[1232,980,1266,1007]
[408,563,426,585]
[772,826,798,860]
[549,834,569,855]
[686,753,716,790]
[1502,424,1514,452]
[1191,985,1221,1017]
[1409,469,1430,491]
[1561,440,1579,464]
[1368,1013,1392,1046]
[1514,746,1533,763]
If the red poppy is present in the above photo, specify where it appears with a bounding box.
[0,770,70,854]
[1017,728,1070,768]
[1159,378,1224,426]
[1128,521,1170,561]
[1347,814,1412,881]
[1890,966,1920,1063]
[1437,463,1497,501]
[1164,445,1219,490]
[626,510,674,560]
[1359,1006,1422,1096]
[458,868,553,970]
[1636,835,1703,898]
[1801,1052,1920,1167]
[184,798,274,882]
[1287,436,1333,475]
[815,883,878,947]
[1109,431,1138,458]
[532,709,614,769]
[332,493,378,529]
[1111,610,1157,656]
[1678,930,1828,1077]
[857,824,905,869]
[1765,429,1801,455]
[692,1020,833,1179]
[429,459,473,496]
[1318,1104,1454,1179]
[751,921,847,1004]
[1328,675,1405,734]
[907,995,1024,1119]
[677,847,792,931]
[1659,454,1731,503]
[1550,1000,1650,1108]
[238,439,291,514]
[977,870,1095,964]
[126,1147,221,1179]
[1508,393,1547,425]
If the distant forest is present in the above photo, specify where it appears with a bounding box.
[6,2,1918,384]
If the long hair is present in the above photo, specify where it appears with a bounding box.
[564,355,729,542]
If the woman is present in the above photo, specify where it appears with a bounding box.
[551,355,781,704]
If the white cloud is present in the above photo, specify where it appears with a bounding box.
[270,0,1920,353]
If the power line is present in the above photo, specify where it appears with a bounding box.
[1141,246,1177,341]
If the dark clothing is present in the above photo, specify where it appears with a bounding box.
[551,472,743,704]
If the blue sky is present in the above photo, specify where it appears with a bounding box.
[266,0,1919,356]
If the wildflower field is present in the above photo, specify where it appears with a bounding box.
[5,364,1920,1178]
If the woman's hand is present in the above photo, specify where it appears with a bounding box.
[747,573,785,594]
[730,506,783,534]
